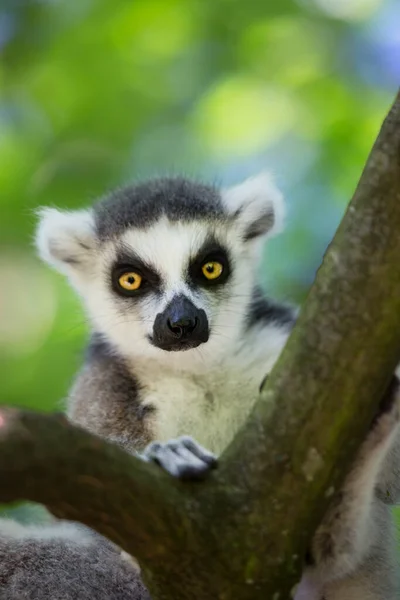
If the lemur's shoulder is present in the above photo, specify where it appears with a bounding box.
[246,287,297,332]
[67,334,154,451]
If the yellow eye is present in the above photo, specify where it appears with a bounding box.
[201,261,223,280]
[118,272,142,291]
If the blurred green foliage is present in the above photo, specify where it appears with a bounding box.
[0,0,400,529]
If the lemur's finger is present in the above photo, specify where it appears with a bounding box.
[157,445,209,479]
[172,443,213,471]
[138,441,161,462]
[178,435,218,467]
[152,445,187,478]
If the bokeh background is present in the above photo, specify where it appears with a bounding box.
[0,0,399,526]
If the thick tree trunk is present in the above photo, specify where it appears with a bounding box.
[1,89,400,599]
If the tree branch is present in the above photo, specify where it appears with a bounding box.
[1,90,400,600]
[0,408,185,563]
[213,88,400,592]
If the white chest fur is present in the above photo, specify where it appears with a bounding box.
[131,325,289,455]
[143,368,261,454]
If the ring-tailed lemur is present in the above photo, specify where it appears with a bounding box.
[1,173,399,600]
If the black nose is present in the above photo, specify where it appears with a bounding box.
[152,295,209,351]
[167,315,198,339]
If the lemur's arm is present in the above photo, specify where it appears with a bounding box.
[67,336,154,452]
[68,335,217,479]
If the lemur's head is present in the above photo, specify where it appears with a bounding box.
[36,173,284,365]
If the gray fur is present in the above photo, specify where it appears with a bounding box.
[0,520,150,600]
[2,174,399,599]
[295,381,400,599]
[246,286,295,330]
[69,335,153,452]
[94,177,224,240]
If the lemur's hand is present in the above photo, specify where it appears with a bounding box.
[139,436,217,480]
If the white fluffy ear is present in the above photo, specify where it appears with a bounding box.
[222,172,285,242]
[35,207,97,274]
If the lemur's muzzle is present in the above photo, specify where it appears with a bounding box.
[152,295,209,351]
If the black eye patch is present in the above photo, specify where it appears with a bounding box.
[111,248,162,297]
[188,240,231,288]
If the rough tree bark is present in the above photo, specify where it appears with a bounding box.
[1,89,400,600]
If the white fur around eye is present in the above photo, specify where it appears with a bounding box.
[222,171,285,242]
[35,207,96,274]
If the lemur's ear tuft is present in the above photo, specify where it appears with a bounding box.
[35,207,96,273]
[221,172,285,242]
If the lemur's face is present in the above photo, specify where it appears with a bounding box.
[36,173,284,365]
[105,219,230,353]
